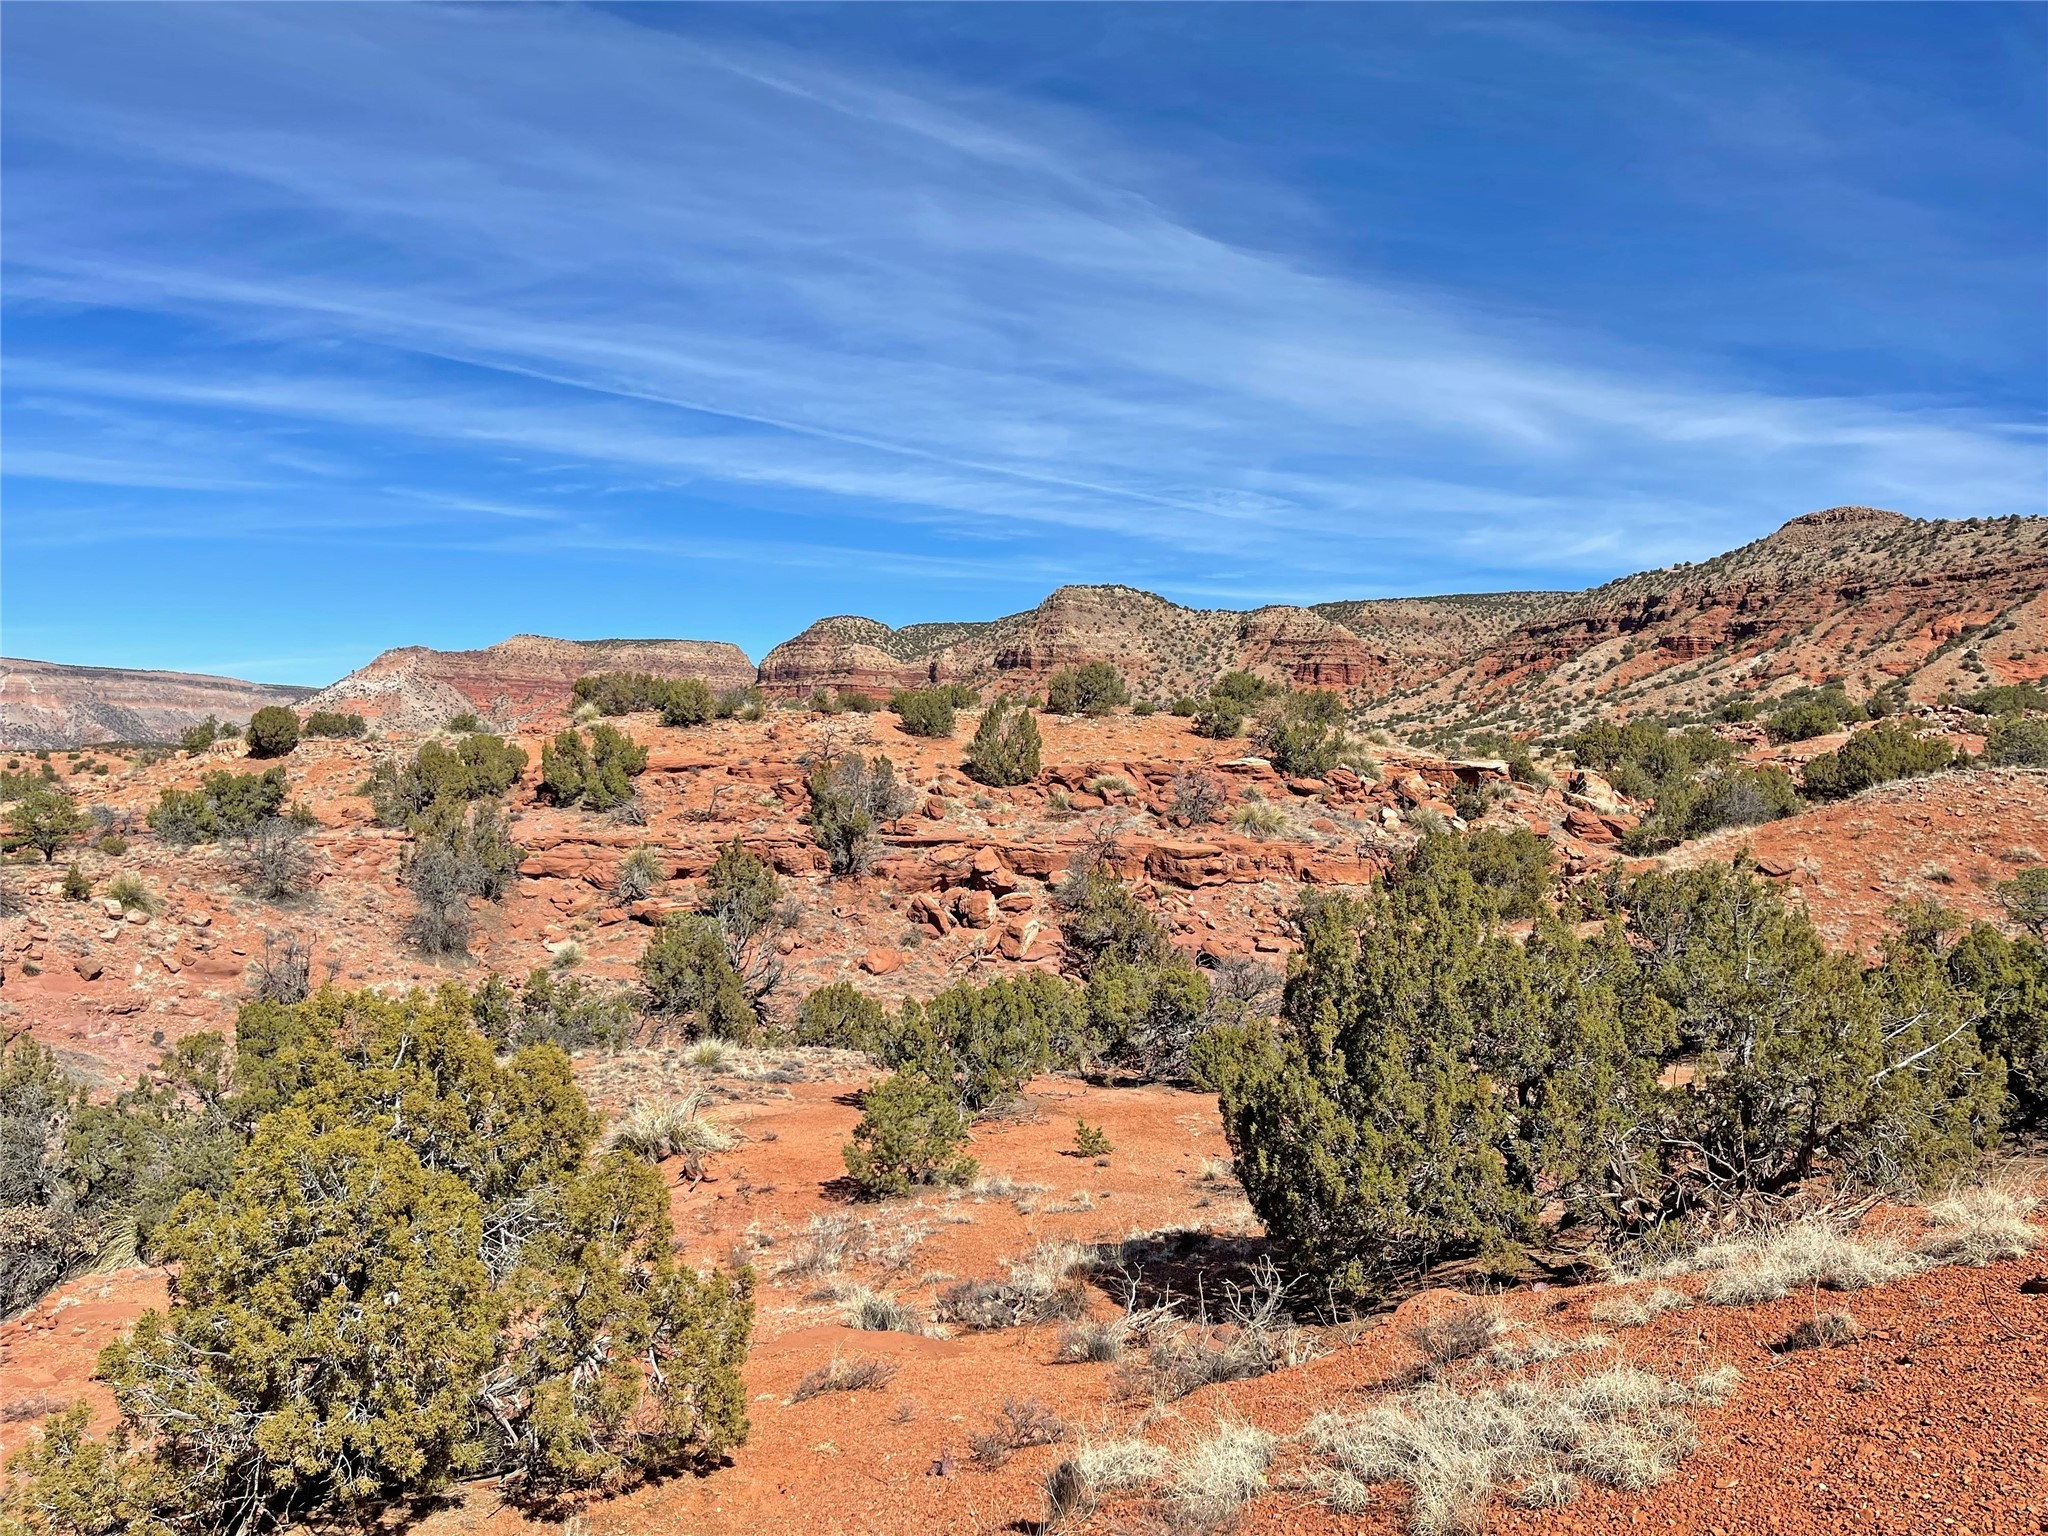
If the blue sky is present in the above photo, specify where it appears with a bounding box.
[3,3,2042,683]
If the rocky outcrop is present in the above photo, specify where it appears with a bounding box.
[756,618,931,699]
[0,658,315,749]
[759,585,1400,702]
[1368,509,2048,730]
[1235,607,1382,690]
[306,634,755,732]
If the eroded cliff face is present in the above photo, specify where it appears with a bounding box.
[20,508,2044,748]
[0,658,314,749]
[1368,508,2048,731]
[304,635,757,732]
[755,619,934,698]
[757,587,1399,702]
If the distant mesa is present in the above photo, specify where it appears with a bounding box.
[6,507,2044,748]
[303,634,758,734]
[0,657,314,752]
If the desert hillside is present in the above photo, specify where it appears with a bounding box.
[0,658,314,753]
[5,524,2046,1536]
[15,509,2041,752]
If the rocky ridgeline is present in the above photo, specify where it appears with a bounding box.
[10,508,2046,750]
[1377,507,2048,731]
[0,658,314,751]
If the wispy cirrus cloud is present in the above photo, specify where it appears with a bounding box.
[1,3,2040,677]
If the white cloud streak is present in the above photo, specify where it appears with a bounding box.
[2,3,2040,600]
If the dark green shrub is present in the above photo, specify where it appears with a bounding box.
[146,767,288,847]
[964,697,1042,787]
[1192,696,1245,739]
[1765,698,1844,743]
[1564,720,1733,782]
[540,725,646,811]
[1169,696,1201,717]
[471,968,635,1052]
[1396,826,1553,920]
[368,734,528,826]
[4,784,87,861]
[61,862,92,901]
[1801,722,1958,800]
[1073,1120,1112,1158]
[1624,765,1801,852]
[1212,671,1271,709]
[400,799,520,952]
[301,711,367,739]
[6,987,754,1527]
[881,974,1083,1111]
[890,688,957,738]
[1944,922,2047,1127]
[714,685,765,721]
[1082,959,1211,1081]
[1043,661,1129,717]
[701,839,785,997]
[573,670,708,718]
[637,915,756,1040]
[1961,683,2048,716]
[794,982,889,1052]
[243,707,300,758]
[1996,867,2048,938]
[179,716,223,754]
[1983,715,2048,767]
[842,1071,976,1199]
[1204,855,1998,1305]
[660,677,716,728]
[806,753,913,874]
[1055,853,1172,975]
[1256,690,1354,777]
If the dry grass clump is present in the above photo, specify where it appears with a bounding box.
[775,1213,860,1278]
[605,1092,736,1174]
[937,1239,1098,1331]
[1406,1305,1503,1372]
[771,1211,929,1279]
[1689,1364,1742,1404]
[1589,1285,1694,1328]
[790,1353,898,1402]
[1042,1438,1168,1528]
[1781,1309,1862,1351]
[1169,1423,1276,1530]
[1230,799,1290,838]
[969,1172,1050,1203]
[1057,1317,1129,1363]
[1117,1262,1318,1403]
[1916,1185,2041,1267]
[968,1396,1069,1469]
[1485,1328,1611,1371]
[841,1286,927,1335]
[1672,1223,1918,1304]
[1301,1364,1729,1535]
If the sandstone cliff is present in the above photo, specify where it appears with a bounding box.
[754,585,1513,702]
[305,634,756,732]
[1371,508,2048,735]
[0,658,314,750]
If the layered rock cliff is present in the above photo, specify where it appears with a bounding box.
[304,635,756,733]
[0,658,314,750]
[1371,508,2048,734]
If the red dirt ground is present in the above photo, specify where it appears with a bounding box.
[8,1067,2039,1536]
